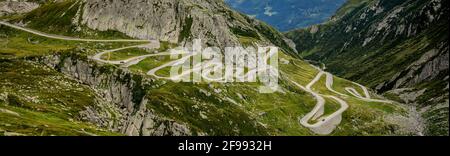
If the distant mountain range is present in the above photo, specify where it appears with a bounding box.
[225,0,346,31]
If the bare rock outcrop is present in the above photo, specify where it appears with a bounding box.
[78,0,292,51]
[0,0,39,16]
[41,53,195,136]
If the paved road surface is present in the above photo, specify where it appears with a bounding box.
[2,21,393,135]
[0,21,152,42]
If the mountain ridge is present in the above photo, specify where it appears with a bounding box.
[225,0,347,31]
[286,0,448,135]
[0,0,428,136]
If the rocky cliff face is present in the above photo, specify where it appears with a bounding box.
[37,50,269,136]
[286,0,448,135]
[41,53,194,136]
[1,0,285,136]
[77,0,295,53]
[0,0,39,16]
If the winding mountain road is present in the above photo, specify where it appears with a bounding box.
[2,21,393,135]
[0,21,151,42]
[292,71,349,135]
[325,72,349,97]
[290,64,392,135]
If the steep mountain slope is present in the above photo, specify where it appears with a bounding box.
[1,0,420,136]
[0,59,123,136]
[225,0,346,31]
[286,0,448,135]
[8,0,296,55]
[0,0,40,16]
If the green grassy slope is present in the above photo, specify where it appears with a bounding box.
[286,0,448,135]
[1,22,413,135]
[0,0,417,136]
[287,0,447,86]
[0,60,121,136]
